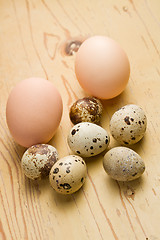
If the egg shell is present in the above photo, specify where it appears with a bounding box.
[69,97,103,125]
[103,147,145,181]
[6,78,63,147]
[110,104,147,145]
[21,144,58,180]
[49,155,87,194]
[67,122,110,157]
[75,35,130,99]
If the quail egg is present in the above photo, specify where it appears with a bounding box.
[103,147,145,181]
[110,104,147,145]
[69,97,103,124]
[49,155,87,194]
[21,144,58,180]
[67,122,110,157]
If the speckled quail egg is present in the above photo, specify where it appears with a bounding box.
[103,147,145,181]
[49,155,87,194]
[69,97,103,124]
[110,104,147,145]
[21,144,58,180]
[67,122,110,157]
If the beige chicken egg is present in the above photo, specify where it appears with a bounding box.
[110,104,147,145]
[103,147,145,181]
[75,36,130,99]
[21,144,58,180]
[49,155,87,194]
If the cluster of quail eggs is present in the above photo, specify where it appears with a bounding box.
[68,97,147,182]
[21,96,147,195]
[21,144,87,194]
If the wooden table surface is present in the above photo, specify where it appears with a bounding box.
[1,0,160,239]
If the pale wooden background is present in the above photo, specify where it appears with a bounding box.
[0,0,160,239]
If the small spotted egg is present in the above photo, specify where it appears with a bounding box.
[21,144,58,180]
[110,104,147,145]
[67,122,110,157]
[103,147,145,181]
[49,155,87,194]
[69,97,103,125]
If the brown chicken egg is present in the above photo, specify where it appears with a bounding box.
[6,78,63,147]
[75,36,130,99]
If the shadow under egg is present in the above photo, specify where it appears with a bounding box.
[101,88,130,112]
[49,183,85,209]
[102,167,146,194]
[128,135,147,154]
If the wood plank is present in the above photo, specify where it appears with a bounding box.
[0,0,160,239]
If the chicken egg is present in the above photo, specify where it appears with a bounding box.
[75,36,130,99]
[6,78,63,147]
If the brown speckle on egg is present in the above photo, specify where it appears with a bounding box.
[69,97,103,125]
[27,144,49,156]
[40,158,56,178]
[124,116,131,125]
[105,138,108,144]
[66,167,71,173]
[60,183,72,189]
[132,173,137,177]
[71,129,77,135]
[53,168,59,174]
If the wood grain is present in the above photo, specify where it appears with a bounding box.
[0,0,160,239]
